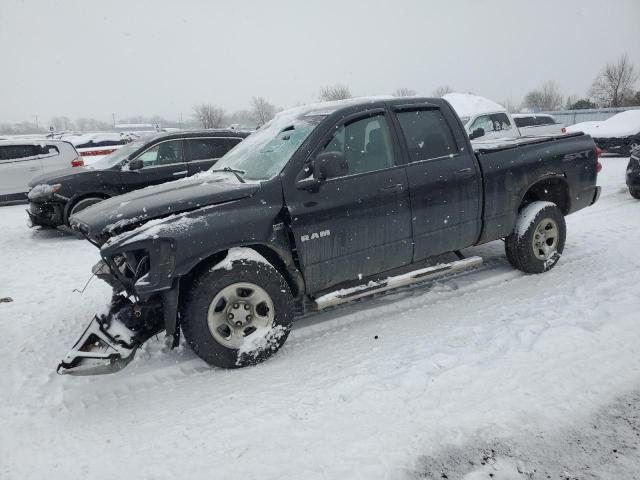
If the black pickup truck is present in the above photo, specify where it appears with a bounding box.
[58,97,601,375]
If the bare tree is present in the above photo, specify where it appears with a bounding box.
[500,99,518,113]
[192,103,226,129]
[432,85,453,97]
[590,54,639,107]
[522,81,564,111]
[318,84,352,102]
[50,116,73,132]
[250,96,276,126]
[393,87,416,97]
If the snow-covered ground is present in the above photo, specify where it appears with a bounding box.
[1,157,639,479]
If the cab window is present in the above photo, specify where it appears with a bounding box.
[136,140,184,167]
[318,114,395,176]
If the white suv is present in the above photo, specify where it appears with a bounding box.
[0,139,82,204]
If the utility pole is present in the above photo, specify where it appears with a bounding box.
[35,115,38,129]
[112,113,116,129]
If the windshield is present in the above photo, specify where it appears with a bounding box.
[88,139,148,169]
[213,113,324,181]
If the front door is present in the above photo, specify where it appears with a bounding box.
[394,106,482,260]
[119,139,188,193]
[285,111,413,293]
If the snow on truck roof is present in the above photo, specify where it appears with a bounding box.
[442,93,507,118]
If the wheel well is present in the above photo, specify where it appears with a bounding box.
[520,177,570,215]
[179,245,301,302]
[65,192,110,221]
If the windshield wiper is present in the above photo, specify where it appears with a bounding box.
[210,167,246,183]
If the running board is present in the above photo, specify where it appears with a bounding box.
[314,256,483,310]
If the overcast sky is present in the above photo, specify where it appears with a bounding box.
[1,0,639,124]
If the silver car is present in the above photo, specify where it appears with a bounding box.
[0,139,82,204]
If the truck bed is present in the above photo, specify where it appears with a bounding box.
[473,131,599,245]
[471,132,584,154]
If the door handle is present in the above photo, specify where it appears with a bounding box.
[380,183,404,193]
[172,170,188,176]
[455,168,473,176]
[28,167,40,171]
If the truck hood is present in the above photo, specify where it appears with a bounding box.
[70,174,260,243]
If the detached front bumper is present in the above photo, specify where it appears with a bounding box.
[57,296,162,375]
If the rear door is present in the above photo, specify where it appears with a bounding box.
[284,110,413,293]
[119,139,188,193]
[393,106,482,260]
[38,144,69,173]
[185,137,243,174]
[0,144,43,196]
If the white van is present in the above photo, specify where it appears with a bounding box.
[0,139,82,204]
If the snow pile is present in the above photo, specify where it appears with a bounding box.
[236,324,288,365]
[567,110,640,138]
[212,247,271,271]
[443,92,507,120]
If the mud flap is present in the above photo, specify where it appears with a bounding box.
[57,302,159,376]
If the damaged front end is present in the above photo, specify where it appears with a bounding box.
[58,234,181,375]
[57,295,162,375]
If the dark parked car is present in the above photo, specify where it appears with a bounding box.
[58,97,601,375]
[590,110,640,155]
[26,130,249,227]
[627,146,640,199]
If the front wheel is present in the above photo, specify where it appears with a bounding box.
[66,196,105,225]
[505,202,566,274]
[630,189,640,200]
[181,254,294,369]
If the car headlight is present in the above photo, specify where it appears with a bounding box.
[28,183,62,200]
[112,250,150,282]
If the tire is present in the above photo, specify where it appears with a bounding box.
[630,189,640,200]
[505,202,566,274]
[181,256,294,369]
[66,196,105,225]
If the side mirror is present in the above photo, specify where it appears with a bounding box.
[128,159,144,171]
[312,151,348,180]
[469,128,485,140]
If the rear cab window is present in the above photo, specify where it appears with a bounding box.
[188,137,242,161]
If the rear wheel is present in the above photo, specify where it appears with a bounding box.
[66,196,105,225]
[505,202,566,274]
[630,188,640,200]
[181,255,294,369]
